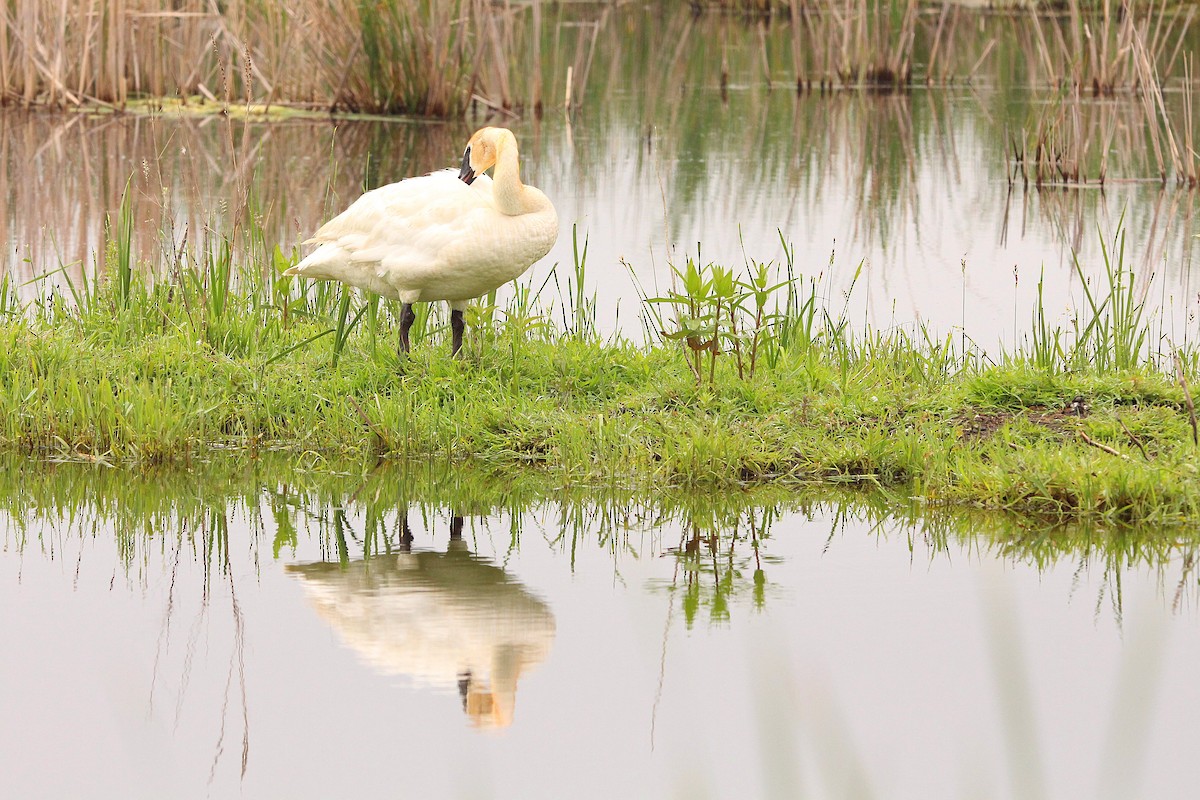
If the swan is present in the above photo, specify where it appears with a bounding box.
[286,514,556,730]
[285,127,558,356]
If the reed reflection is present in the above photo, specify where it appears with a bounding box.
[286,512,555,730]
[4,82,1198,348]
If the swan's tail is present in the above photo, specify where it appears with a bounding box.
[283,242,343,280]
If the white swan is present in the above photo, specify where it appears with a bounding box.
[286,515,556,729]
[285,127,558,356]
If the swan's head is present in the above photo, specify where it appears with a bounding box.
[461,672,518,730]
[458,127,515,185]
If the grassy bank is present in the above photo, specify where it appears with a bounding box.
[1,225,1198,526]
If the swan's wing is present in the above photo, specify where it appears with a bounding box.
[360,174,555,300]
[291,166,555,304]
[343,179,495,265]
[287,169,496,293]
[305,169,493,247]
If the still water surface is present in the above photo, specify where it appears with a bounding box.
[2,466,1198,798]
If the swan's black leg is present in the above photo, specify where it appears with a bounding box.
[457,671,472,711]
[450,309,465,357]
[398,302,416,355]
[399,511,414,552]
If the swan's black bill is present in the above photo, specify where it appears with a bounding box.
[458,147,477,185]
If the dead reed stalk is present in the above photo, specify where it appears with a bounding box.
[1181,55,1198,187]
[1177,351,1199,448]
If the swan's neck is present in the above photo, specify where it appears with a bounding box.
[491,139,526,216]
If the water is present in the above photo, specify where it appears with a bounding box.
[2,462,1198,798]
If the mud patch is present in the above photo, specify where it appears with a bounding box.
[956,403,1083,441]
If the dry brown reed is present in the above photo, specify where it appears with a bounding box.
[1025,0,1193,97]
[788,0,918,92]
[0,0,602,117]
[1008,89,1181,190]
[1182,57,1199,187]
[1011,1,1199,189]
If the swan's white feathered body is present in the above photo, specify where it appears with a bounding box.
[291,169,556,304]
[285,127,558,355]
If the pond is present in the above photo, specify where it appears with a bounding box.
[1,461,1198,798]
[3,6,1199,352]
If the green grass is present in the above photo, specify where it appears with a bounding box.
[1,243,1199,527]
[1,212,1199,526]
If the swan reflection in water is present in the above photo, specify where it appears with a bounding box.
[286,515,555,729]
